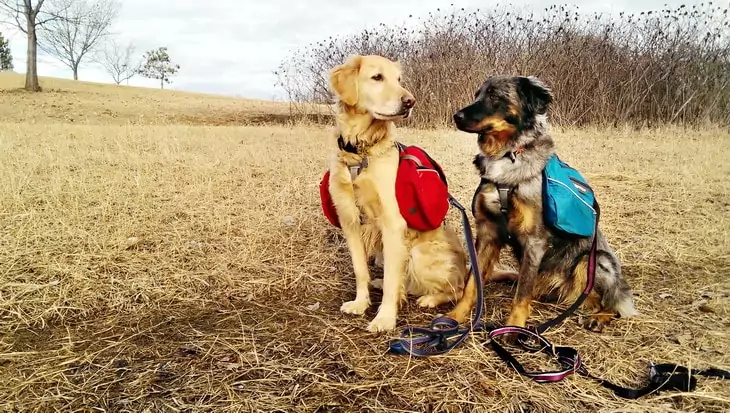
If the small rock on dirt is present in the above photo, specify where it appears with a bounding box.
[124,237,141,249]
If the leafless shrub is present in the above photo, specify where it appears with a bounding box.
[96,38,138,85]
[276,3,730,128]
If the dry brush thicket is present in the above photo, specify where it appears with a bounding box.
[276,3,730,128]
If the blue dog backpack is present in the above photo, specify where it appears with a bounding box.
[542,155,597,238]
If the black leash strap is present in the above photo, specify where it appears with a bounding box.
[486,326,730,398]
[535,199,600,334]
[589,363,730,399]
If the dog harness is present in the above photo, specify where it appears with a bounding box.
[471,177,514,244]
[470,147,527,244]
[320,137,451,232]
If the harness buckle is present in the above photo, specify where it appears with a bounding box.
[348,157,369,181]
[497,186,511,214]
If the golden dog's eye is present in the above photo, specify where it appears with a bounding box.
[372,74,383,81]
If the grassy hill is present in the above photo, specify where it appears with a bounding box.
[0,73,729,412]
[0,72,329,126]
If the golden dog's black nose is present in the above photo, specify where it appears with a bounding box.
[402,95,416,109]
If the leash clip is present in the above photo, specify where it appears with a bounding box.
[648,361,658,381]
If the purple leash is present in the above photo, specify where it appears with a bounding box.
[388,194,486,356]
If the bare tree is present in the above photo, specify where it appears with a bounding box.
[0,0,68,91]
[97,38,136,85]
[37,0,120,80]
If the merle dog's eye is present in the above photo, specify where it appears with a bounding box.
[372,74,383,81]
[489,94,500,102]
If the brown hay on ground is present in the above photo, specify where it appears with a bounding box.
[1,124,728,412]
[0,77,728,412]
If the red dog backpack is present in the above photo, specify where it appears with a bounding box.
[319,143,450,232]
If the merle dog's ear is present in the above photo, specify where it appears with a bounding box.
[517,76,553,115]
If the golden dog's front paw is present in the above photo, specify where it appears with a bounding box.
[340,299,370,315]
[416,294,446,308]
[367,312,396,332]
[444,305,472,324]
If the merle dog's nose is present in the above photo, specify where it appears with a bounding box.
[453,111,465,123]
[402,95,416,109]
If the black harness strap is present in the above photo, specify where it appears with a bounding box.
[472,149,524,244]
[495,183,514,244]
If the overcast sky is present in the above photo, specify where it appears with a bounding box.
[2,0,690,100]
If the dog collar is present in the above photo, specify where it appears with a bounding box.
[338,135,358,154]
[338,135,369,180]
[505,146,526,163]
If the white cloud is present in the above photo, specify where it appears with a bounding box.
[1,0,690,99]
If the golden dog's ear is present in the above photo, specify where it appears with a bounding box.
[330,55,362,106]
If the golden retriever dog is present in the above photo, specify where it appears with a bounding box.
[326,54,468,332]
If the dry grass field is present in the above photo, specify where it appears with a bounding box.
[1,72,729,412]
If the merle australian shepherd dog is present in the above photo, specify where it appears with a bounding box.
[444,75,637,333]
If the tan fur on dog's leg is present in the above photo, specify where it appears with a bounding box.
[367,158,408,332]
[329,175,372,315]
[339,228,371,314]
[407,226,467,309]
[506,235,546,329]
[445,268,478,323]
[368,210,407,332]
[369,232,406,331]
